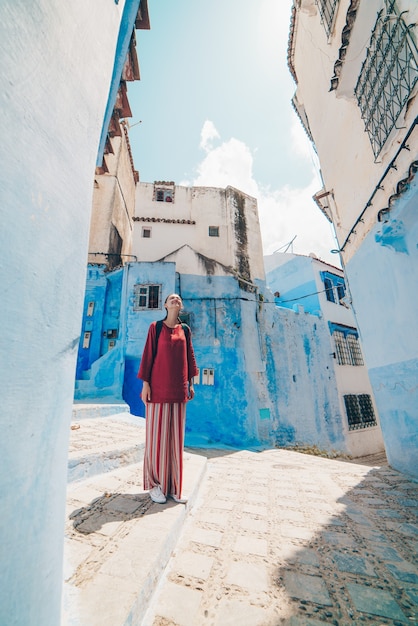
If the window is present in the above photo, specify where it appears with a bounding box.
[315,0,340,37]
[156,189,173,202]
[321,272,346,305]
[332,327,364,365]
[209,226,219,237]
[142,227,151,238]
[133,284,161,310]
[355,1,418,157]
[324,278,335,303]
[154,182,175,203]
[344,394,377,430]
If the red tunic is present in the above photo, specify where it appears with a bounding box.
[137,321,198,403]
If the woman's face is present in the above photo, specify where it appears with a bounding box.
[165,293,183,312]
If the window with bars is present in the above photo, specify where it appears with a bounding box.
[355,0,418,158]
[315,0,340,37]
[333,329,364,365]
[344,394,377,430]
[133,284,161,310]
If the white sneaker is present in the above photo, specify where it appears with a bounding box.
[149,485,166,504]
[169,494,188,504]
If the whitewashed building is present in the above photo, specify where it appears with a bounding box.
[133,181,265,284]
[0,2,149,623]
[288,0,418,477]
[265,252,384,458]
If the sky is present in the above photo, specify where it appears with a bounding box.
[128,0,340,266]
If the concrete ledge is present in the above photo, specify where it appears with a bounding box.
[63,452,207,626]
[72,403,131,420]
[68,413,146,483]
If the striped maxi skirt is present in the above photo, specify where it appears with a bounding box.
[143,402,186,499]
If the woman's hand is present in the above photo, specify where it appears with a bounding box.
[141,381,151,404]
[188,381,195,400]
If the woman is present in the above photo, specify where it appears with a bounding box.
[138,293,198,504]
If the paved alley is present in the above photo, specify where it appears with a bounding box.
[141,448,418,626]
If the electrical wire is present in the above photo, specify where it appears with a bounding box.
[182,286,334,306]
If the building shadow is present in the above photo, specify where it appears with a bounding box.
[272,460,418,624]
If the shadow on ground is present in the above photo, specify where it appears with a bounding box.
[70,492,181,534]
[273,459,418,625]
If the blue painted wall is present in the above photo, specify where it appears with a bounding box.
[345,176,418,477]
[265,255,321,315]
[0,2,141,623]
[76,261,348,454]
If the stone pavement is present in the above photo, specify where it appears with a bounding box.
[63,405,207,626]
[63,406,418,626]
[141,448,418,626]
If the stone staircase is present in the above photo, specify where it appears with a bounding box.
[62,404,207,626]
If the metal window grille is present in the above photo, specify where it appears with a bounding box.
[315,0,340,37]
[347,334,364,366]
[355,1,418,158]
[334,332,364,366]
[133,284,161,310]
[344,394,377,430]
[334,331,351,365]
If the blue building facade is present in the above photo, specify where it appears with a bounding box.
[346,173,418,475]
[75,254,374,456]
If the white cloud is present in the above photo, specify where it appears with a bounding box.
[193,136,258,197]
[199,120,221,152]
[191,121,339,265]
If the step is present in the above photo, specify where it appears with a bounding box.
[72,403,131,420]
[68,412,146,483]
[62,451,207,626]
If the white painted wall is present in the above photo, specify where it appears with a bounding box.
[293,0,418,262]
[0,1,138,623]
[89,129,137,263]
[133,183,265,280]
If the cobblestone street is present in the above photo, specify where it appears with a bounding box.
[142,448,418,626]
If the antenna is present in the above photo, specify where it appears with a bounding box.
[273,235,297,254]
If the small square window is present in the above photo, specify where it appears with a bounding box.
[133,284,162,311]
[155,188,174,202]
[142,227,151,238]
[209,226,219,237]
